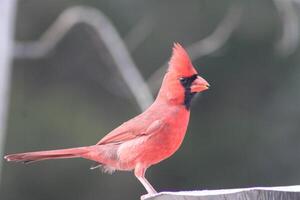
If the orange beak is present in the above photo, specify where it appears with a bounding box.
[190,75,210,93]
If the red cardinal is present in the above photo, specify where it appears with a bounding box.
[5,43,209,196]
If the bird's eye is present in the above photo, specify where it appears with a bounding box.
[179,77,187,82]
[179,77,188,85]
[179,74,198,88]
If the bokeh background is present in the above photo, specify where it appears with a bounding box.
[1,0,300,200]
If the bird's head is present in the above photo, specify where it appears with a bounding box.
[157,43,209,109]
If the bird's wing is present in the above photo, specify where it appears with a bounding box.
[97,120,164,145]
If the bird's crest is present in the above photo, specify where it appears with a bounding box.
[168,43,197,76]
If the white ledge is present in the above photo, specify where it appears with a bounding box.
[146,185,300,200]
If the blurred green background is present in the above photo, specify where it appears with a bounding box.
[1,0,300,200]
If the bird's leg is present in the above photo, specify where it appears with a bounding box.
[134,165,157,194]
[137,176,157,194]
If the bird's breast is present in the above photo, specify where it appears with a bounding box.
[136,106,190,166]
[115,105,190,170]
[158,107,190,152]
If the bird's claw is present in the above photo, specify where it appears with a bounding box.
[140,193,156,200]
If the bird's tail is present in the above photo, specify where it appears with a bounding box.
[4,146,92,164]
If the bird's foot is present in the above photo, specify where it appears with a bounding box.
[140,193,157,200]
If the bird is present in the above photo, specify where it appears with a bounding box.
[4,43,209,197]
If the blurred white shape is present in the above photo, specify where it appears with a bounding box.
[274,0,300,56]
[0,0,17,183]
[14,6,154,111]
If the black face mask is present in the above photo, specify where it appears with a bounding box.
[179,74,198,110]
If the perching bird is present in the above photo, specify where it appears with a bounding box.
[4,43,209,197]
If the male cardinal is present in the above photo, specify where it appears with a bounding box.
[5,43,209,196]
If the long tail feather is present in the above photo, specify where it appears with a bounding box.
[4,146,91,164]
